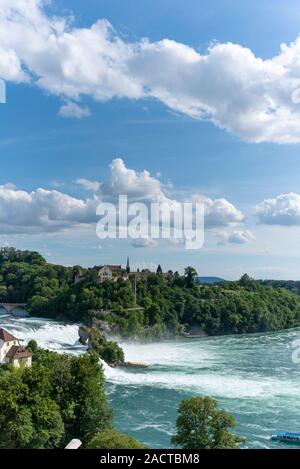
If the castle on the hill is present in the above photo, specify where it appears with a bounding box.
[75,258,170,284]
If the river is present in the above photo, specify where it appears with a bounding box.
[1,308,300,449]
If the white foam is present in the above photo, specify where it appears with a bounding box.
[1,313,300,404]
[0,313,81,353]
[103,363,300,400]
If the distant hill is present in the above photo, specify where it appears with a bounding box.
[197,276,226,285]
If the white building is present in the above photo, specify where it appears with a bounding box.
[74,264,129,284]
[97,265,128,283]
[0,328,32,368]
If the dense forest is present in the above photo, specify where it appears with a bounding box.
[0,247,300,337]
[258,279,300,296]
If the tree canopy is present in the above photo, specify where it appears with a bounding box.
[0,248,300,338]
[171,396,246,449]
[0,347,111,448]
[87,429,144,449]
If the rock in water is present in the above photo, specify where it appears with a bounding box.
[117,361,149,369]
[78,325,90,345]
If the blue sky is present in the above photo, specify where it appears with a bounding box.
[1,0,300,279]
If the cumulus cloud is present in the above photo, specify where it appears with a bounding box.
[75,178,100,192]
[0,158,245,236]
[256,193,300,225]
[2,1,300,142]
[58,102,91,119]
[218,229,255,244]
[190,194,244,228]
[100,158,166,202]
[100,159,243,227]
[0,185,97,233]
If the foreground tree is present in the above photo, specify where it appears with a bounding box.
[86,429,144,449]
[171,396,246,449]
[0,365,64,449]
[0,347,112,448]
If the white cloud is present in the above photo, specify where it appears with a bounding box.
[131,236,158,248]
[58,102,91,119]
[100,158,166,202]
[99,159,245,235]
[218,229,255,244]
[0,185,97,233]
[76,178,100,192]
[100,159,244,230]
[2,1,300,142]
[190,194,244,228]
[0,45,27,82]
[256,193,300,225]
[0,158,245,235]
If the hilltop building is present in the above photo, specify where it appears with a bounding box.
[0,328,32,368]
[96,264,128,283]
[74,258,171,284]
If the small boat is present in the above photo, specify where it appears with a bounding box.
[271,432,300,445]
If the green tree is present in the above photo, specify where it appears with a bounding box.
[0,347,112,448]
[87,327,124,364]
[171,396,246,449]
[27,339,38,353]
[184,266,198,288]
[68,352,112,443]
[86,429,144,449]
[101,341,124,364]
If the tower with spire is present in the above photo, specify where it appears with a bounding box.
[126,256,130,274]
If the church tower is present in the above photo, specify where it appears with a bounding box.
[126,256,130,274]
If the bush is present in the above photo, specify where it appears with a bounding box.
[101,341,124,364]
[87,327,124,365]
[86,429,144,449]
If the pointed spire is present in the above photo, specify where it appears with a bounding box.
[126,256,130,273]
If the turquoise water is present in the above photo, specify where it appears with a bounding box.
[1,309,300,449]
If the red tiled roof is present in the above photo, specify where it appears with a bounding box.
[6,345,32,359]
[0,328,18,342]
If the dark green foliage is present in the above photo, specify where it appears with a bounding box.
[259,279,300,296]
[86,429,144,449]
[0,248,300,337]
[171,396,246,449]
[184,266,198,287]
[88,328,124,364]
[26,340,38,353]
[0,247,45,266]
[0,348,111,448]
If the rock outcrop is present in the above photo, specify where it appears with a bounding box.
[116,361,149,369]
